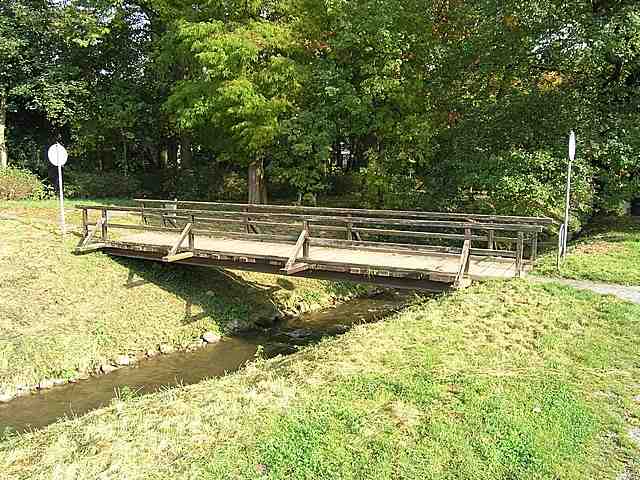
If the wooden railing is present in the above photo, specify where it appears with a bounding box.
[76,201,551,283]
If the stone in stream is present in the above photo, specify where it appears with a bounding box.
[202,332,221,344]
[100,363,118,374]
[0,392,14,403]
[52,378,66,386]
[633,394,640,403]
[15,385,30,397]
[115,355,131,366]
[629,427,640,447]
[159,344,174,354]
[38,379,55,390]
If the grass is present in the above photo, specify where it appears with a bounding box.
[1,280,639,479]
[0,200,368,395]
[535,216,640,286]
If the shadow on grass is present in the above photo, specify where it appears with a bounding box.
[112,256,308,331]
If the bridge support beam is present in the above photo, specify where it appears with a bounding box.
[283,226,310,275]
[163,223,193,262]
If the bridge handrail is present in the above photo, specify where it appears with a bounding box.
[132,198,555,227]
[76,204,545,233]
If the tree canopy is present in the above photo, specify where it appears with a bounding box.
[1,0,639,225]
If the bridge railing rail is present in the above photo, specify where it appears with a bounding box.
[76,202,551,281]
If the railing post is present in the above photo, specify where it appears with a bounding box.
[516,231,524,277]
[82,208,88,238]
[464,228,472,274]
[189,214,195,250]
[141,203,146,225]
[488,229,495,250]
[101,209,108,241]
[530,233,538,262]
[244,206,250,234]
[303,220,310,258]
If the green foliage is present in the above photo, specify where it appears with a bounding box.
[2,0,640,218]
[65,171,142,198]
[0,167,45,200]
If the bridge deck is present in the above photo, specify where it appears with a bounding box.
[75,201,551,290]
[118,231,522,281]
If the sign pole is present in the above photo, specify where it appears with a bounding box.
[562,131,576,260]
[58,163,65,234]
[48,143,69,236]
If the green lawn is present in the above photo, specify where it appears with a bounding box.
[1,280,639,479]
[535,216,640,286]
[0,200,367,395]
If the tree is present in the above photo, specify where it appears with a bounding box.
[166,1,300,203]
[0,0,105,169]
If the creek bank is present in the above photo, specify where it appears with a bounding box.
[0,290,415,433]
[0,286,389,405]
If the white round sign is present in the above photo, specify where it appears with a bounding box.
[48,143,68,167]
[569,131,576,162]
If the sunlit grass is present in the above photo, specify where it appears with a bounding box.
[0,200,366,393]
[535,216,640,285]
[1,281,638,479]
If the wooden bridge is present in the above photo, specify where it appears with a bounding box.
[75,200,553,291]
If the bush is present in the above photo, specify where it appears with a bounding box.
[0,167,46,200]
[66,171,142,198]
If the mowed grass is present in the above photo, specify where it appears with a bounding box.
[536,216,640,285]
[1,281,639,479]
[0,201,366,394]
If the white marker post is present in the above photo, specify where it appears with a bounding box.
[48,143,69,235]
[562,131,576,259]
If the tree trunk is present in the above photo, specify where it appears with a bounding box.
[0,90,7,169]
[160,146,169,168]
[248,159,267,204]
[180,134,193,169]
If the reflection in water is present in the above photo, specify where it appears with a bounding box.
[0,291,414,433]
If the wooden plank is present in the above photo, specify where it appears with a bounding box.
[101,209,108,241]
[282,262,311,275]
[353,227,488,242]
[531,233,538,262]
[75,243,107,254]
[167,223,193,257]
[131,199,555,226]
[163,252,195,263]
[284,229,309,271]
[454,239,472,289]
[82,208,88,237]
[516,231,524,277]
[77,205,545,233]
[108,223,183,233]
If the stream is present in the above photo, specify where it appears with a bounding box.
[0,291,414,433]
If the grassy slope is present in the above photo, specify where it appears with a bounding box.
[0,201,366,393]
[1,281,639,479]
[535,216,640,285]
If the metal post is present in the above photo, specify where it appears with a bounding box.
[57,164,65,234]
[562,131,576,261]
[562,160,572,259]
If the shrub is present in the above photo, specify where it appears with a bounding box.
[66,171,142,198]
[0,167,46,200]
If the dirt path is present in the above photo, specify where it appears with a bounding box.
[529,276,640,305]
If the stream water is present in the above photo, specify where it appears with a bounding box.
[0,291,414,433]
